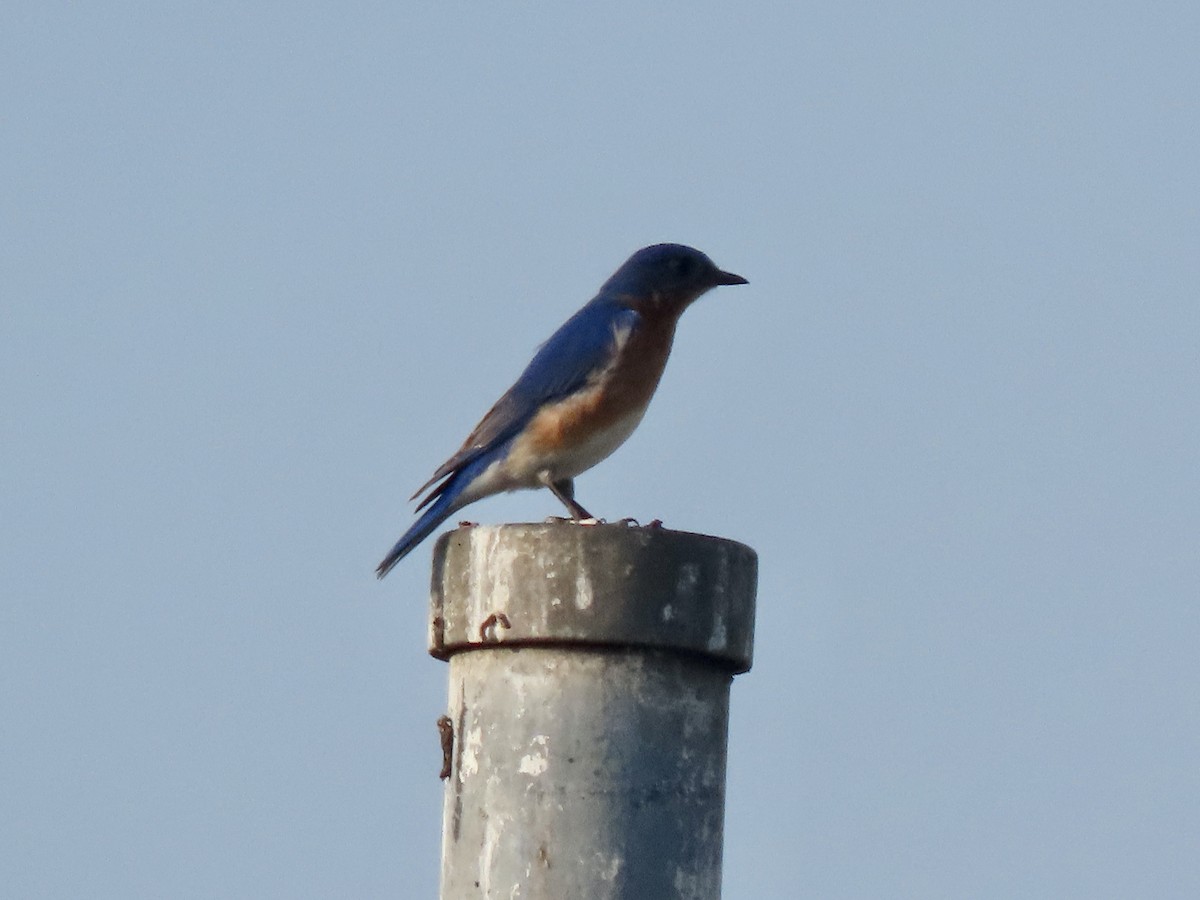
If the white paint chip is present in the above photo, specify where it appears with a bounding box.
[707,614,728,651]
[675,562,700,598]
[460,726,483,777]
[518,753,549,776]
[518,734,550,776]
[574,567,594,610]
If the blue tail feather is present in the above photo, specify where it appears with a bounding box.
[376,441,513,578]
[375,481,464,578]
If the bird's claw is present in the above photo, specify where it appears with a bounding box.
[615,517,665,529]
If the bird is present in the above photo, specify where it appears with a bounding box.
[375,243,747,578]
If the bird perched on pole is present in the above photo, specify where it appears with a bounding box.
[376,243,747,578]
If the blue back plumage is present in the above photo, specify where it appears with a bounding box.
[509,299,640,416]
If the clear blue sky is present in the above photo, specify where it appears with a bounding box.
[4,4,1198,898]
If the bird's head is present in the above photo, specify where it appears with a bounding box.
[600,243,747,313]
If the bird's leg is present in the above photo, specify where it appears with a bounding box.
[541,475,595,520]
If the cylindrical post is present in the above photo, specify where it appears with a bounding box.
[429,521,758,900]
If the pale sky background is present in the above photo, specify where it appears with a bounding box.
[3,3,1198,898]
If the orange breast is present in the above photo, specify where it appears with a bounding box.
[526,312,678,454]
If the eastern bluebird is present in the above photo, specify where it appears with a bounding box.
[375,243,747,578]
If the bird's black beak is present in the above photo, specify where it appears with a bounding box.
[715,269,748,286]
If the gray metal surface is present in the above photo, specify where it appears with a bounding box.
[430,522,757,899]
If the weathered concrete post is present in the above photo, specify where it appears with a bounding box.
[429,521,758,900]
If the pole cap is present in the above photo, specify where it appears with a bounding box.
[429,522,758,673]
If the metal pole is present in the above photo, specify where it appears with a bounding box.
[429,521,758,900]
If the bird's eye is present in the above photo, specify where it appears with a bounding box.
[669,257,691,276]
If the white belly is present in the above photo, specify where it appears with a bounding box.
[461,402,648,505]
[538,406,646,480]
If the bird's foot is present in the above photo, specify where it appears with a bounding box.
[615,517,664,529]
[543,515,603,526]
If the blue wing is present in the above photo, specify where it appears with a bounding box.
[375,299,640,577]
[410,299,641,509]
